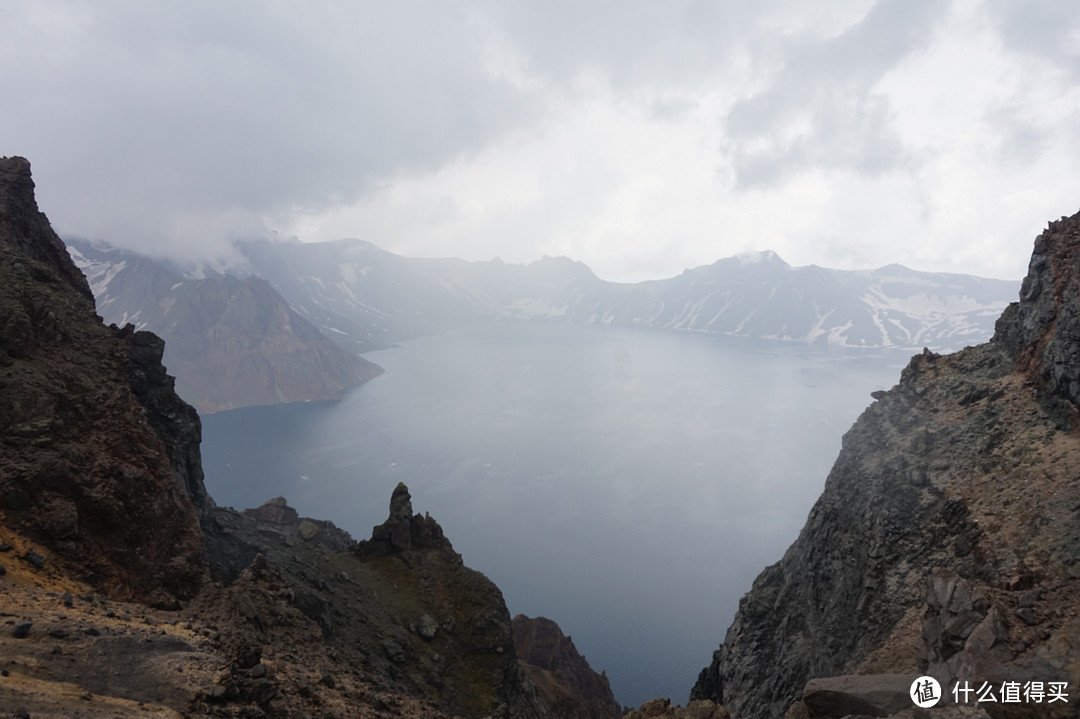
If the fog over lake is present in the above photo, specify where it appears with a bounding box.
[201,321,912,707]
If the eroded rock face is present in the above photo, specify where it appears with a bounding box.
[0,156,207,605]
[693,208,1080,718]
[203,485,550,718]
[120,325,209,515]
[512,614,622,719]
[0,157,92,302]
[355,482,457,560]
[998,214,1080,420]
[349,483,548,718]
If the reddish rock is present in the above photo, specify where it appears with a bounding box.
[512,614,621,719]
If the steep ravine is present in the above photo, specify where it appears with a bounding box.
[691,212,1080,718]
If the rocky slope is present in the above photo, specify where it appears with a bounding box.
[68,239,383,413]
[512,614,622,719]
[0,156,206,607]
[1,156,617,717]
[199,486,550,719]
[691,211,1080,717]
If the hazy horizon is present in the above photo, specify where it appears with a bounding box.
[65,231,1025,286]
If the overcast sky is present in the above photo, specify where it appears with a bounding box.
[3,0,1078,283]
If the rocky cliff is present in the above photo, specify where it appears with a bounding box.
[0,157,595,717]
[512,614,622,719]
[0,156,206,606]
[198,486,550,718]
[692,212,1080,717]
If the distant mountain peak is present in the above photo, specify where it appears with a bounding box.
[736,249,787,266]
[335,237,380,250]
[73,236,1019,357]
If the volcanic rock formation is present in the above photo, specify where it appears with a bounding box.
[512,614,622,719]
[692,211,1080,717]
[0,156,577,717]
[0,156,207,606]
[200,488,550,718]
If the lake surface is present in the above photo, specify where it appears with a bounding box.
[201,321,912,707]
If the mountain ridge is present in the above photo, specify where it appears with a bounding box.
[68,238,383,413]
[74,236,1017,362]
[223,239,1019,351]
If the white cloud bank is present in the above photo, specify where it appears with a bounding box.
[2,0,1078,282]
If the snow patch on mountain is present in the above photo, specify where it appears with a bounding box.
[66,238,1020,354]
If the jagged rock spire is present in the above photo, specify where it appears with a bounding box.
[355,483,457,560]
[389,481,413,522]
[995,208,1080,420]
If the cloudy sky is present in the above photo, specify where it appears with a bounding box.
[3,0,1079,283]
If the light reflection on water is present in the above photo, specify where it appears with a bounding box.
[201,321,910,707]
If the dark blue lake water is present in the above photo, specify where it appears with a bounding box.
[200,321,911,707]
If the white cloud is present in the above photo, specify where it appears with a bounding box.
[3,0,1079,281]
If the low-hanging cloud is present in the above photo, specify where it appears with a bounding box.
[988,0,1080,79]
[1,1,541,259]
[3,1,1080,282]
[723,0,940,188]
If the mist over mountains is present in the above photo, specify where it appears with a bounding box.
[10,153,1080,717]
[70,236,1017,360]
[229,238,1017,353]
[69,240,383,413]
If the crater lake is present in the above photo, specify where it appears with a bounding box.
[201,320,914,707]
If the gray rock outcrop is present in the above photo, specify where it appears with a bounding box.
[800,674,916,718]
[692,209,1080,718]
